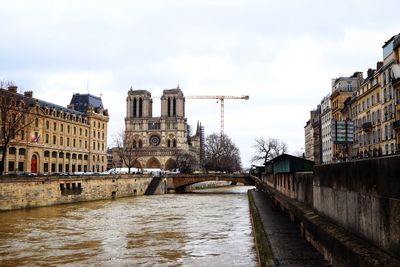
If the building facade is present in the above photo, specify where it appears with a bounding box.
[355,64,383,158]
[320,94,333,163]
[0,86,109,174]
[330,73,363,161]
[305,34,400,163]
[304,107,322,163]
[124,86,203,170]
[381,35,399,155]
[304,119,313,161]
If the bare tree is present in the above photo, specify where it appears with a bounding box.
[113,131,143,174]
[176,152,197,174]
[204,133,241,173]
[0,85,35,175]
[251,137,288,165]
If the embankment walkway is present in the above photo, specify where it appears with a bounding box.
[250,189,330,266]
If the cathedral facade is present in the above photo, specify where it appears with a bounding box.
[124,86,203,170]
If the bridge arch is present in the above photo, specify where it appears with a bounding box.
[168,174,255,192]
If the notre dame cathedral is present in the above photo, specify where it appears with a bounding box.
[124,86,204,170]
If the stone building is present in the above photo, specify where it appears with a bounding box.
[354,63,383,158]
[304,107,322,164]
[124,86,203,170]
[0,86,109,174]
[304,119,313,161]
[381,34,399,155]
[320,94,333,163]
[330,73,363,161]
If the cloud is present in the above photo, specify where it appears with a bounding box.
[1,0,399,166]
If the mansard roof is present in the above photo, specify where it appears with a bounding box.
[69,93,104,113]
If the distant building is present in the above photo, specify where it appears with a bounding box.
[304,119,313,161]
[381,34,399,155]
[355,63,383,158]
[0,87,109,174]
[304,107,322,164]
[330,72,363,161]
[305,33,400,162]
[123,86,203,170]
[320,94,332,163]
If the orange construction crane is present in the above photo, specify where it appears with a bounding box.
[186,95,249,135]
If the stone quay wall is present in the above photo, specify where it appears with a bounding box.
[0,175,167,211]
[313,155,400,258]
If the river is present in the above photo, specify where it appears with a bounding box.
[0,186,257,266]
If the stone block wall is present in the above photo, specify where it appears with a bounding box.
[0,175,166,211]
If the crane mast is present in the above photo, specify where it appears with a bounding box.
[186,95,249,135]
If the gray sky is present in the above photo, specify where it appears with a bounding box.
[1,0,399,167]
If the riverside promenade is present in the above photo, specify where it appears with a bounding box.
[249,189,330,266]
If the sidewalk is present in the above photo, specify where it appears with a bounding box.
[250,189,331,266]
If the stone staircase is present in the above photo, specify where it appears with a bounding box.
[144,176,163,195]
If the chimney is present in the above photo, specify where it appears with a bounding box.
[7,85,18,93]
[367,68,375,78]
[24,91,33,98]
[376,61,383,70]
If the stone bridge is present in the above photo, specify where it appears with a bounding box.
[166,173,255,192]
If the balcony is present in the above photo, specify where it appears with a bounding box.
[393,120,400,131]
[361,122,372,131]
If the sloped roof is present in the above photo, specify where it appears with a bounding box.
[70,93,103,113]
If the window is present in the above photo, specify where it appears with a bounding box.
[46,120,49,129]
[35,118,39,127]
[60,137,63,146]
[20,130,25,141]
[9,147,16,155]
[45,134,49,143]
[61,124,64,132]
[67,125,70,133]
[19,148,26,156]
[73,127,76,135]
[53,122,56,131]
[53,135,56,145]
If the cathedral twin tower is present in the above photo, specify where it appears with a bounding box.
[125,86,201,170]
[126,86,185,120]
